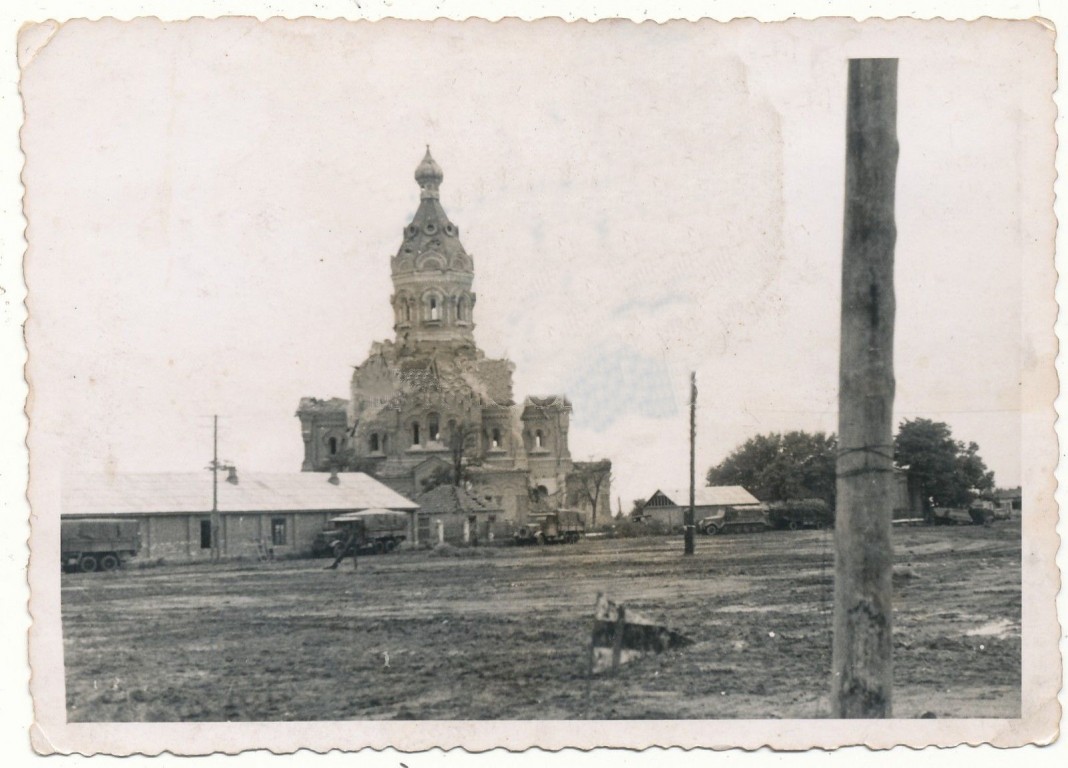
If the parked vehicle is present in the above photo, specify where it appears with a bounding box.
[767,499,833,531]
[61,518,141,573]
[513,510,586,545]
[698,505,770,535]
[311,526,347,558]
[929,503,997,526]
[314,509,408,557]
[991,501,1014,521]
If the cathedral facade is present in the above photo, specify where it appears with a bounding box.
[297,150,611,527]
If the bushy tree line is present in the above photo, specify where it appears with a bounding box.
[706,431,838,508]
[894,418,995,508]
[706,419,996,511]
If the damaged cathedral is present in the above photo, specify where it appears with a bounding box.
[297,149,612,530]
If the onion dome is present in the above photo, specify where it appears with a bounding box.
[414,146,444,198]
[393,147,471,276]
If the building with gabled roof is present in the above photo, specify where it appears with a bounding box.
[296,149,610,527]
[63,470,418,561]
[413,483,509,544]
[639,486,762,530]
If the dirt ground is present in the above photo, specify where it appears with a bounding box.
[62,520,1020,721]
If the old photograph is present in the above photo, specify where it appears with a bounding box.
[18,12,1059,755]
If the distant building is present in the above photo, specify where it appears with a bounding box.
[63,470,419,561]
[891,471,927,521]
[995,486,1022,512]
[297,149,610,525]
[414,483,505,545]
[640,486,761,529]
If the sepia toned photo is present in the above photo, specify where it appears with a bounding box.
[19,12,1060,755]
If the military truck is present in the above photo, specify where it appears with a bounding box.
[61,518,141,573]
[513,510,586,545]
[929,501,999,526]
[767,499,834,531]
[315,509,408,556]
[697,505,770,535]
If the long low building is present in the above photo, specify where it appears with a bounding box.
[62,470,420,562]
[640,486,762,530]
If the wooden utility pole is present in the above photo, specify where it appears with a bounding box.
[684,371,696,556]
[211,414,221,562]
[832,58,899,718]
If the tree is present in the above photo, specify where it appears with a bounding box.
[706,431,837,508]
[419,464,455,493]
[893,418,995,508]
[418,421,481,493]
[629,498,646,519]
[570,460,613,527]
[447,421,480,487]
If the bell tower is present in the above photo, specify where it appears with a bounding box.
[390,148,476,352]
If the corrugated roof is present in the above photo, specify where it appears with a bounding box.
[650,486,761,507]
[63,472,419,517]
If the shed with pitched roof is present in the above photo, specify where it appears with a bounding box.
[414,484,507,545]
[63,470,419,562]
[640,486,761,530]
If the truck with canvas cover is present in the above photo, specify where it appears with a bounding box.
[513,509,586,545]
[766,499,834,531]
[318,509,408,556]
[61,518,141,573]
[698,505,770,535]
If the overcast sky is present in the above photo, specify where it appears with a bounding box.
[21,18,1053,507]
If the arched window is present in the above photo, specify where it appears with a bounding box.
[491,428,501,449]
[405,302,412,322]
[382,434,389,454]
[369,433,380,452]
[457,296,467,322]
[412,422,421,447]
[428,413,440,442]
[429,296,440,321]
[534,430,543,449]
[328,436,338,455]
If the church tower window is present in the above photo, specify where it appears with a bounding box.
[428,413,441,442]
[491,428,501,449]
[328,436,338,455]
[412,422,421,446]
[369,433,380,452]
[429,297,440,321]
[534,430,544,450]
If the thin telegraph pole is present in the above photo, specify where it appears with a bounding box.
[831,58,899,718]
[684,371,696,556]
[211,414,221,562]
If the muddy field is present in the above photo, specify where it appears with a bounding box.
[62,521,1020,721]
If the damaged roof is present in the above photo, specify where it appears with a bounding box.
[415,484,502,516]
